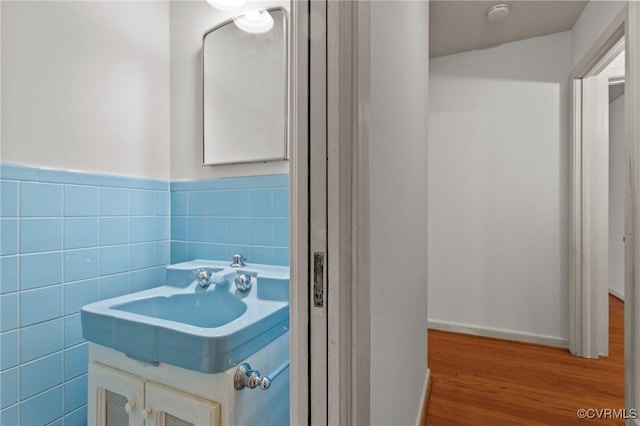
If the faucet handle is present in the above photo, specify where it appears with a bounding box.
[195,268,213,287]
[231,253,245,268]
[235,274,252,293]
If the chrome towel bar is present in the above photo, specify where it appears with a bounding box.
[234,360,290,390]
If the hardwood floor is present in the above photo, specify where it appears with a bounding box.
[425,295,624,425]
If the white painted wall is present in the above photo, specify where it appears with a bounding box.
[609,93,626,299]
[571,0,626,71]
[170,0,289,180]
[428,31,572,345]
[370,1,429,424]
[1,1,170,179]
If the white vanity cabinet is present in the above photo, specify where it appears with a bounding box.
[87,332,289,426]
[89,363,146,426]
[145,382,221,426]
[88,363,221,426]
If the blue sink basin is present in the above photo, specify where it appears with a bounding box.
[112,288,248,328]
[81,260,289,374]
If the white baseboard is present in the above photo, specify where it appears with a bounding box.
[609,288,625,301]
[428,319,569,348]
[415,368,431,426]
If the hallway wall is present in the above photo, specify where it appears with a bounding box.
[370,1,430,424]
[428,31,572,346]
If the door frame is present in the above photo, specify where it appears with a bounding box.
[289,0,371,424]
[290,0,310,423]
[625,3,640,421]
[570,2,625,359]
[326,1,370,425]
[571,68,612,359]
[570,2,640,420]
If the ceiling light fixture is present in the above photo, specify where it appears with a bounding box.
[234,9,274,34]
[205,0,247,12]
[487,4,509,23]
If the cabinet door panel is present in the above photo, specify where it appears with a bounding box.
[145,382,221,426]
[88,363,146,426]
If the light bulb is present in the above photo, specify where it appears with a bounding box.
[245,10,260,20]
[234,9,274,34]
[206,0,247,12]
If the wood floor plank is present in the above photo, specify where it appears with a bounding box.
[425,295,624,425]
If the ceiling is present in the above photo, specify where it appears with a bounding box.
[430,1,588,58]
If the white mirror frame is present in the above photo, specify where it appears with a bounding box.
[201,7,289,166]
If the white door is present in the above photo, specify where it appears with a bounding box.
[88,363,146,426]
[144,382,220,426]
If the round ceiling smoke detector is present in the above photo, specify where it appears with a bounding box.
[487,4,509,23]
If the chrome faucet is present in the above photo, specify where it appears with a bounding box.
[234,274,252,293]
[231,253,245,268]
[210,268,236,285]
[196,267,236,287]
[195,269,214,288]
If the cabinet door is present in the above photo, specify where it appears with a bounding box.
[144,382,221,426]
[88,363,146,426]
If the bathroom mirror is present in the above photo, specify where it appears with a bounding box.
[202,8,288,165]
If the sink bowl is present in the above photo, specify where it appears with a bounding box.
[81,260,289,373]
[112,288,248,328]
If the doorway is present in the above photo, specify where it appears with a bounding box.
[570,2,640,419]
[570,31,624,359]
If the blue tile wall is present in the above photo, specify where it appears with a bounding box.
[0,163,169,426]
[0,163,290,425]
[170,175,290,266]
